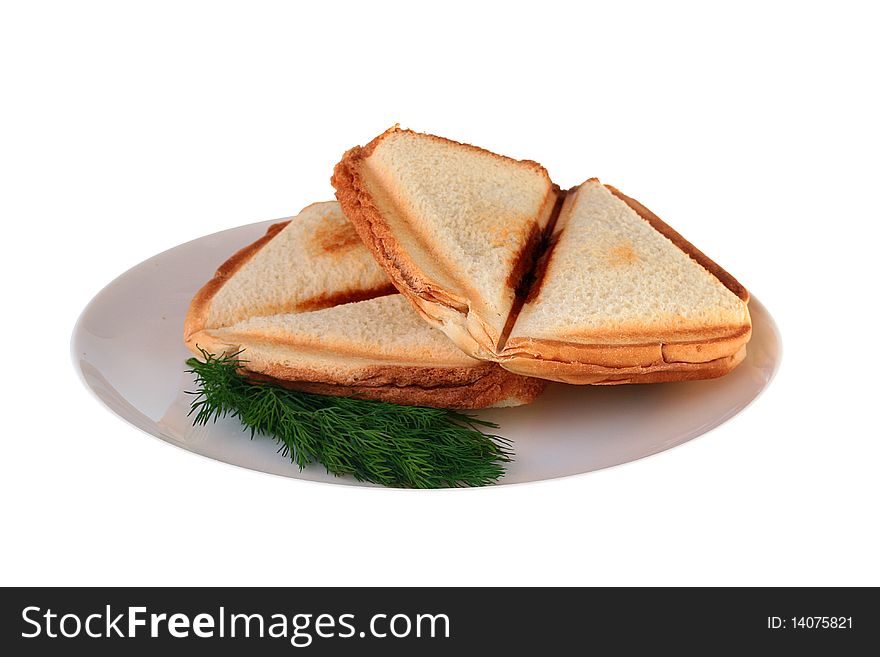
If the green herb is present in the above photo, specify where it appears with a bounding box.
[185,349,512,488]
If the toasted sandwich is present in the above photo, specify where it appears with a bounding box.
[333,127,751,384]
[184,201,545,407]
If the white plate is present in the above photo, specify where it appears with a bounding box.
[71,219,782,487]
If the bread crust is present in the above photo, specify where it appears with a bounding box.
[356,125,550,175]
[242,366,546,409]
[502,325,750,368]
[500,346,746,385]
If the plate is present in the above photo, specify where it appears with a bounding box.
[71,219,782,487]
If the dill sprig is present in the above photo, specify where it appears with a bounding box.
[185,349,512,488]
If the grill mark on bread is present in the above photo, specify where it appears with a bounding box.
[523,227,563,304]
[507,188,566,298]
[504,223,543,294]
[296,283,398,313]
[498,188,567,350]
[309,217,363,256]
[607,243,638,266]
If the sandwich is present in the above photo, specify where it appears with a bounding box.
[333,127,751,384]
[184,201,546,408]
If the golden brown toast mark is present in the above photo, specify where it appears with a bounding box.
[506,188,566,299]
[523,229,562,304]
[504,222,543,295]
[607,242,639,266]
[498,189,568,351]
[295,283,398,313]
[308,216,364,257]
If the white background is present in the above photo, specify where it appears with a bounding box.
[2,1,877,586]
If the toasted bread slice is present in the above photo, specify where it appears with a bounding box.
[333,126,559,359]
[502,180,751,382]
[332,129,751,384]
[184,201,545,408]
